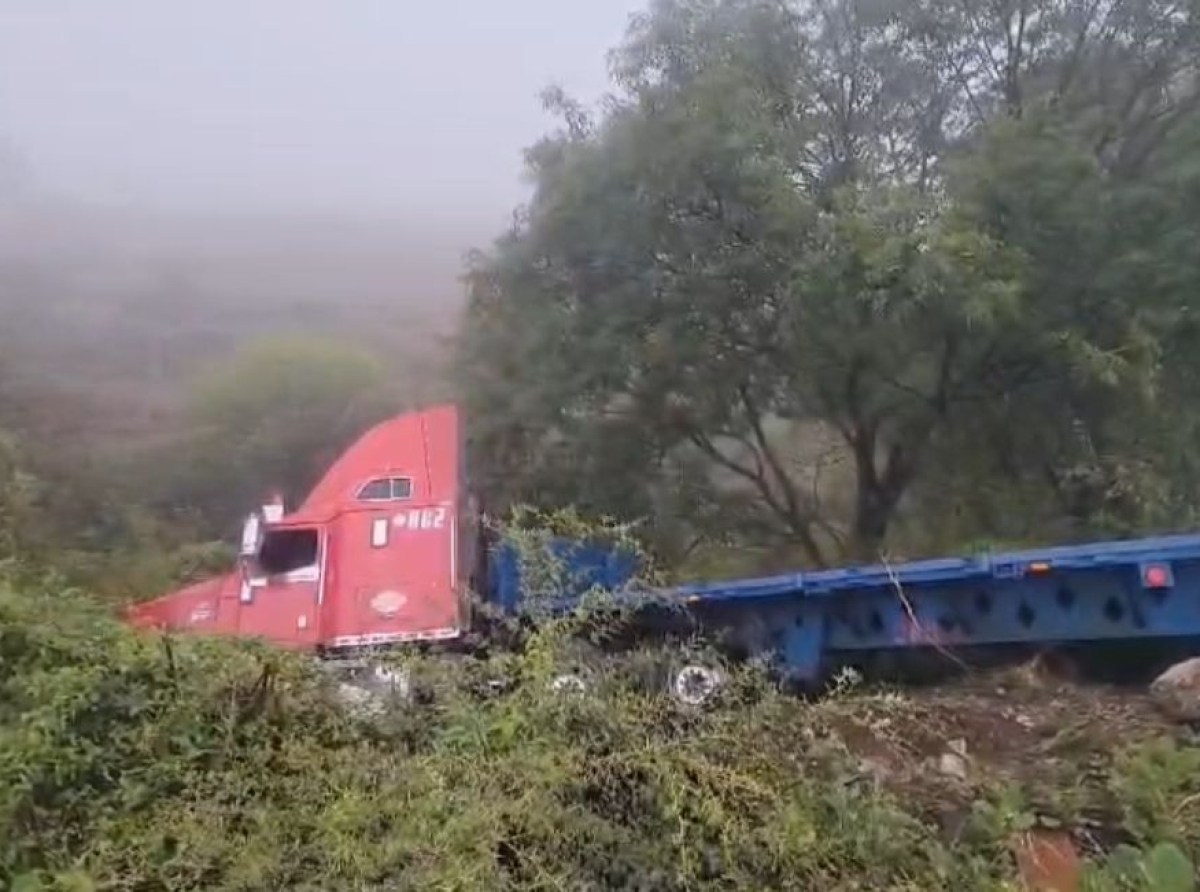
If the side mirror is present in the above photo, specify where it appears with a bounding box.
[240,512,263,558]
[238,513,264,604]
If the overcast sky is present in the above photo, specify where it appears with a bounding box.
[0,0,644,236]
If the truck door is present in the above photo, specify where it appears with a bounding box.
[321,502,462,649]
[234,523,324,648]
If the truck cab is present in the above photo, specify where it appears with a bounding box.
[127,404,477,653]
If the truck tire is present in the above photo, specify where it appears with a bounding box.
[671,663,724,706]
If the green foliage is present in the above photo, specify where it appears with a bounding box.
[5,332,398,600]
[500,504,649,554]
[1083,843,1196,892]
[495,504,662,607]
[0,432,38,561]
[460,0,1200,564]
[0,433,235,602]
[1109,737,1200,858]
[8,6,1200,885]
[43,539,238,606]
[0,581,965,891]
[4,516,1200,891]
[4,575,1197,891]
[155,333,399,536]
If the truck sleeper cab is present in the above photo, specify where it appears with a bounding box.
[128,404,476,653]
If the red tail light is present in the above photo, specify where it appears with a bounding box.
[1141,563,1172,588]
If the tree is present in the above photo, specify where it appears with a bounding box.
[460,0,1200,567]
[152,334,398,536]
[0,432,38,560]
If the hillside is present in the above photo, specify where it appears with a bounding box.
[3,0,1200,885]
[0,198,464,447]
[2,580,1197,891]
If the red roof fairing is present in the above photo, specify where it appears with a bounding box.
[281,403,457,525]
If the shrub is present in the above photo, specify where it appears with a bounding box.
[3,506,1197,890]
[0,580,1003,891]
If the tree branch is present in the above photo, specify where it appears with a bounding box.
[1055,0,1105,100]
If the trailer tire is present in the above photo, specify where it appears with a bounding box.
[547,639,607,697]
[672,664,724,706]
[548,672,590,696]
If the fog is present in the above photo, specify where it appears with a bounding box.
[0,0,641,227]
[0,0,643,314]
[0,1,645,442]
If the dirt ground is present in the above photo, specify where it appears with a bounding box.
[809,660,1195,859]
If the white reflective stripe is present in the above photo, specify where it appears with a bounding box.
[371,517,389,547]
[325,627,461,648]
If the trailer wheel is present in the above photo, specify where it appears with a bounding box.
[546,639,605,697]
[548,672,590,696]
[672,664,723,706]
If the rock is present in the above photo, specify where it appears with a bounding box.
[938,752,968,781]
[948,737,968,757]
[1150,657,1200,722]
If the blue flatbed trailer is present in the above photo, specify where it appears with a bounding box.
[491,532,1200,682]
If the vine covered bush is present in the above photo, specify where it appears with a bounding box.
[3,572,1198,891]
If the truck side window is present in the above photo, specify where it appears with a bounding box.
[357,478,392,500]
[257,528,319,578]
[356,477,413,501]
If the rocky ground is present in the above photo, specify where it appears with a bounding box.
[809,660,1200,889]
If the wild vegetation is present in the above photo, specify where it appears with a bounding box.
[461,0,1200,572]
[3,0,1200,888]
[2,571,1198,891]
[5,0,1200,582]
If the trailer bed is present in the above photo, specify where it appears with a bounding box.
[493,531,1200,680]
[675,532,1200,677]
[681,532,1200,599]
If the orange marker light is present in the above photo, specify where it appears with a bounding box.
[1028,561,1051,574]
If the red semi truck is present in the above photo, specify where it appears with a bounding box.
[127,402,1200,702]
[128,404,482,655]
